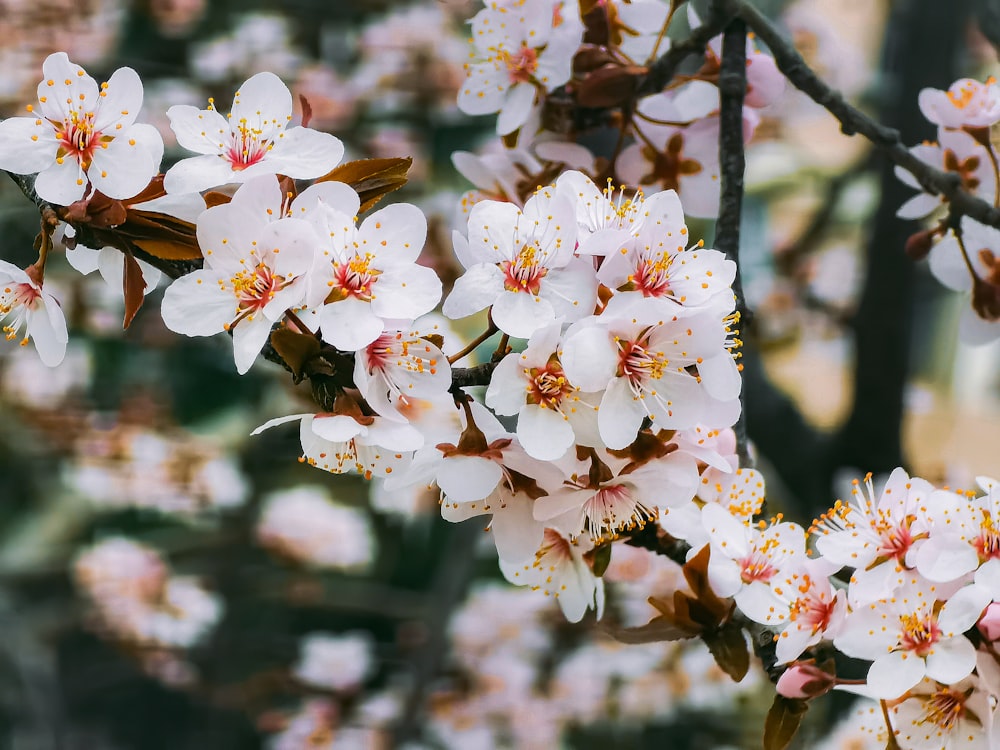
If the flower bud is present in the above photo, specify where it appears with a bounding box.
[978,601,1000,642]
[775,662,836,700]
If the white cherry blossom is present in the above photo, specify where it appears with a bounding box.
[0,52,163,205]
[919,77,1000,129]
[0,260,68,367]
[164,71,344,194]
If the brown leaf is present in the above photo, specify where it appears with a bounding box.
[131,237,203,261]
[270,328,322,381]
[121,251,147,329]
[203,191,233,209]
[299,94,313,128]
[603,616,697,644]
[763,695,809,750]
[316,157,413,213]
[703,622,750,682]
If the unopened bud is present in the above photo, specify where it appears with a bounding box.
[775,662,836,700]
[978,601,1000,641]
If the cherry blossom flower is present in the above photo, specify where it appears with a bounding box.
[533,445,699,543]
[919,78,1000,129]
[834,576,986,699]
[164,71,344,194]
[458,1,583,135]
[0,52,163,205]
[305,200,441,352]
[499,527,604,623]
[812,468,938,605]
[0,260,68,367]
[252,411,422,481]
[484,320,599,460]
[895,130,996,220]
[293,632,373,692]
[64,237,162,297]
[160,177,321,373]
[353,322,452,423]
[444,186,596,338]
[740,558,847,664]
[560,296,742,448]
[888,676,995,750]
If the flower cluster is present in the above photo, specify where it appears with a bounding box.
[898,76,1000,344]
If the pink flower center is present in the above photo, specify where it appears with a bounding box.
[617,333,666,385]
[738,550,777,584]
[583,483,657,542]
[788,583,835,634]
[501,244,547,294]
[225,120,271,170]
[535,528,573,567]
[503,46,538,84]
[55,111,103,169]
[899,612,942,656]
[920,686,969,731]
[975,514,1000,561]
[0,281,42,344]
[875,521,914,563]
[526,358,572,409]
[627,253,672,297]
[227,263,288,328]
[326,253,381,302]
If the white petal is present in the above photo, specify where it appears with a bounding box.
[437,456,503,503]
[167,105,230,155]
[496,82,537,136]
[517,404,574,461]
[0,117,57,174]
[266,127,345,180]
[866,650,925,700]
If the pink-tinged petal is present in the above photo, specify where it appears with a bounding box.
[775,626,816,665]
[924,636,978,685]
[491,493,544,565]
[359,203,427,265]
[497,82,537,136]
[292,181,359,220]
[598,377,647,449]
[437,455,503,502]
[33,157,86,205]
[867,651,925,700]
[467,200,521,263]
[311,414,365,442]
[364,419,424,452]
[266,127,345,179]
[913,535,979,583]
[0,117,58,174]
[230,72,292,131]
[93,66,143,132]
[442,264,505,320]
[457,62,509,116]
[160,271,234,336]
[250,413,311,436]
[939,585,992,634]
[745,51,784,108]
[318,297,384,351]
[29,298,68,367]
[167,105,230,155]
[163,154,240,194]
[231,315,273,374]
[492,290,555,338]
[517,404,574,461]
[560,324,616,390]
[88,126,161,200]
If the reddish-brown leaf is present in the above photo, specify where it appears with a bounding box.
[603,616,697,644]
[316,157,412,213]
[121,251,147,329]
[763,695,809,750]
[131,237,203,261]
[703,623,750,682]
[270,328,322,381]
[299,94,313,128]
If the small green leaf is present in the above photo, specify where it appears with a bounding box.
[591,542,613,577]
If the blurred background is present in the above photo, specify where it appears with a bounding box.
[0,0,997,747]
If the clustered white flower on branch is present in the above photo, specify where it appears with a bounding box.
[1,0,999,744]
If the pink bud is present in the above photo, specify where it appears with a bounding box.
[978,602,1000,641]
[775,663,836,700]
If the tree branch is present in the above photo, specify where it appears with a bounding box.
[635,5,734,97]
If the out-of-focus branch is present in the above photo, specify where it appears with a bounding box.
[714,12,752,469]
[733,0,1000,229]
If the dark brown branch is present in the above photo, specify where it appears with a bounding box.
[714,13,752,470]
[733,0,1000,230]
[975,0,1000,57]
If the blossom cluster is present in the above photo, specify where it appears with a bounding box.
[898,76,1000,345]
